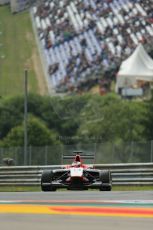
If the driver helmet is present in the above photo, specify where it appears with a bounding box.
[72,161,81,167]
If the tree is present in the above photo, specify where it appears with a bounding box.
[0,93,147,147]
[144,90,153,140]
[77,94,146,143]
[0,96,24,139]
[1,115,60,147]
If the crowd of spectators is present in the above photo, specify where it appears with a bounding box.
[32,0,153,94]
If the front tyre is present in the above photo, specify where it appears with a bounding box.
[41,170,56,192]
[99,170,112,191]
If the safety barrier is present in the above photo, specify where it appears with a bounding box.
[0,163,153,186]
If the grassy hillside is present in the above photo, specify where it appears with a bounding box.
[0,6,47,97]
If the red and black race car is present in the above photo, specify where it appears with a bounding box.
[41,151,112,191]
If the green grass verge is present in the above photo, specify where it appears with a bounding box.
[0,186,41,192]
[0,185,152,192]
[0,6,39,97]
[112,185,153,191]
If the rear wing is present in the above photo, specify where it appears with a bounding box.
[62,151,96,164]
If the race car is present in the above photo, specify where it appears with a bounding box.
[41,151,112,191]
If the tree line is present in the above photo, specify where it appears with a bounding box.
[0,92,153,147]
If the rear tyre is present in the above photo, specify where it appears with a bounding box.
[41,170,56,192]
[99,170,112,191]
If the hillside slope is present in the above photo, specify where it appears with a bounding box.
[0,6,47,96]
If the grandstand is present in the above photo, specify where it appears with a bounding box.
[1,0,153,95]
[31,0,153,94]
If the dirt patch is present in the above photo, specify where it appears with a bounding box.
[26,31,33,42]
[90,85,99,94]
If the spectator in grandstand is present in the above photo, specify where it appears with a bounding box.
[32,0,153,94]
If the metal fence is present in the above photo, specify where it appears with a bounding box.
[0,163,153,186]
[0,141,153,166]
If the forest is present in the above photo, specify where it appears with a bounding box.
[0,92,152,147]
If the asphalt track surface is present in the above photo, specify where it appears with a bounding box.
[0,191,153,230]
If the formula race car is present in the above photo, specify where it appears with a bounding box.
[41,151,112,191]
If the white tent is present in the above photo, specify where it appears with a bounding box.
[116,44,153,91]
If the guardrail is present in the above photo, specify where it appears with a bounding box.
[0,163,153,186]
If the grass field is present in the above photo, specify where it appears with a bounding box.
[0,6,47,97]
[0,185,152,192]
